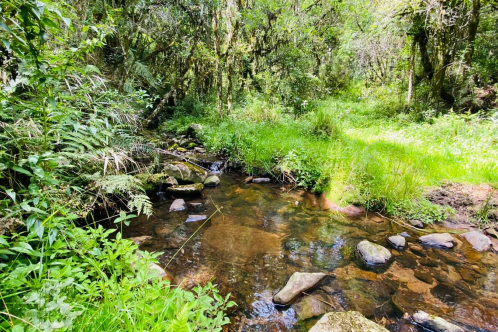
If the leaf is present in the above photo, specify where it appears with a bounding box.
[26,215,37,231]
[31,166,46,178]
[28,155,39,164]
[5,189,15,202]
[49,229,58,246]
[12,325,24,332]
[34,221,44,239]
[11,166,33,177]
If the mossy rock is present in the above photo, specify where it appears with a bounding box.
[163,162,208,183]
[166,183,204,195]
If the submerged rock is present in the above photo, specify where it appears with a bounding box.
[409,219,424,228]
[273,272,326,305]
[419,233,455,248]
[412,311,463,332]
[128,235,153,246]
[388,235,406,249]
[252,177,271,183]
[357,240,392,265]
[163,162,208,183]
[185,215,207,223]
[460,230,491,251]
[169,198,186,212]
[293,293,342,320]
[244,176,254,184]
[166,183,204,195]
[308,311,389,332]
[188,202,206,212]
[204,175,220,187]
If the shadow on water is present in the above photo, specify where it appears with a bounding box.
[124,172,498,332]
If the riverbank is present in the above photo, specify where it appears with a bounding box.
[164,92,498,225]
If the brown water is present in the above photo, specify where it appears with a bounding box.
[125,172,498,332]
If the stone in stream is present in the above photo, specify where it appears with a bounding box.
[166,183,204,195]
[147,263,174,283]
[127,235,153,246]
[204,175,220,187]
[185,215,207,223]
[419,233,456,249]
[357,240,392,265]
[409,219,424,228]
[169,199,186,212]
[412,311,464,332]
[388,235,406,249]
[188,202,206,212]
[484,227,498,239]
[308,311,389,332]
[163,161,207,183]
[252,177,271,183]
[273,272,326,305]
[163,176,178,187]
[460,230,491,251]
[243,176,254,184]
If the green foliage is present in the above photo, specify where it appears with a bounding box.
[1,2,232,331]
[167,91,498,220]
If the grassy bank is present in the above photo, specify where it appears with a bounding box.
[166,91,498,222]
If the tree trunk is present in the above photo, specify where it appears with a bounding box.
[463,0,480,79]
[213,5,223,117]
[407,37,416,103]
[225,0,239,115]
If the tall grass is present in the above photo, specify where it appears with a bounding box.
[165,92,498,220]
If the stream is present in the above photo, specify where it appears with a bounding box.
[124,171,498,332]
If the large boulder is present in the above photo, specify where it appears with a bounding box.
[163,162,208,184]
[460,230,491,251]
[308,311,389,332]
[412,311,463,332]
[166,183,204,195]
[419,233,455,249]
[273,272,326,305]
[357,240,392,265]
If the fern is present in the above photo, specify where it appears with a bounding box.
[133,61,157,87]
[167,304,190,332]
[128,193,153,217]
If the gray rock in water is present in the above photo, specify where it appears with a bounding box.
[357,240,392,265]
[308,311,389,332]
[419,233,455,249]
[252,177,271,183]
[409,219,424,228]
[388,235,406,249]
[169,199,186,212]
[163,162,207,183]
[461,230,491,251]
[273,272,326,305]
[185,215,207,223]
[188,202,206,212]
[166,183,204,195]
[204,175,220,187]
[412,311,463,332]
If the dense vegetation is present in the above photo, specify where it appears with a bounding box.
[1,0,497,330]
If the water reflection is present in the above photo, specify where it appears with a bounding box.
[125,172,498,331]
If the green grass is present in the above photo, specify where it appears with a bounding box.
[165,91,498,220]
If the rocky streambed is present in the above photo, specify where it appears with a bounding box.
[124,161,498,332]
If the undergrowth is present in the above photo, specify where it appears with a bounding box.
[165,89,498,221]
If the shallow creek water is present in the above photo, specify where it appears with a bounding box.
[125,172,498,332]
